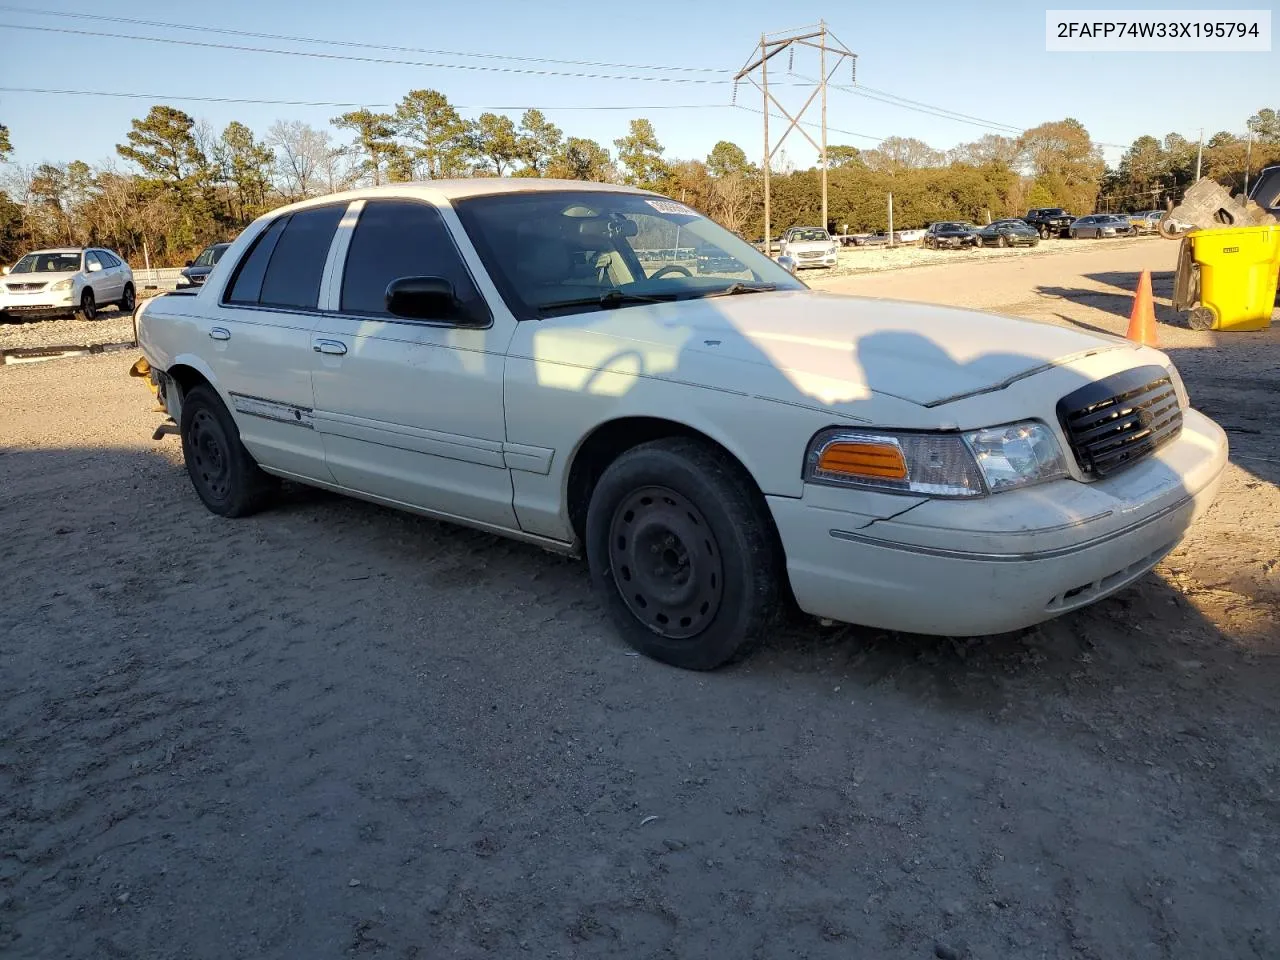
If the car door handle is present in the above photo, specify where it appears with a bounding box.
[313,339,347,356]
[209,326,231,341]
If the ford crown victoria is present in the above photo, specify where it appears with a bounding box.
[134,179,1228,670]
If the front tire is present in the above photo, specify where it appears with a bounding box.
[585,438,782,670]
[79,289,96,320]
[998,235,1009,248]
[179,384,276,517]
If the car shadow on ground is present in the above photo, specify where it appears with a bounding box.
[1036,270,1187,328]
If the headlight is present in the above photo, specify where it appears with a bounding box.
[963,422,1067,493]
[805,420,1067,498]
[51,278,73,291]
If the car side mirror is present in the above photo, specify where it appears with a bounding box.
[1,266,8,275]
[385,276,478,324]
[87,261,102,273]
[776,255,798,275]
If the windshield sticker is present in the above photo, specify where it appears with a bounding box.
[644,199,700,217]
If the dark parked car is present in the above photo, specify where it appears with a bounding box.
[922,222,980,249]
[1022,208,1076,239]
[177,242,232,288]
[976,219,1041,248]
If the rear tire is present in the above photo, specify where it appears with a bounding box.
[179,384,276,517]
[585,437,782,670]
[119,283,135,313]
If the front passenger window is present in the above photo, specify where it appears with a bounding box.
[340,199,486,320]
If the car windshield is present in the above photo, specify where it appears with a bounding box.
[193,244,230,267]
[10,252,80,274]
[788,229,829,242]
[452,191,806,319]
[936,223,963,231]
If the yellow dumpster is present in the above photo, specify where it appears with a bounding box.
[1185,224,1280,331]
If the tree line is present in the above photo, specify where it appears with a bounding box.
[1,96,1276,267]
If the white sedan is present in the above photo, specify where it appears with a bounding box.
[0,247,135,320]
[778,226,840,269]
[134,179,1227,670]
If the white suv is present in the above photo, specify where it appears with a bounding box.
[0,247,135,321]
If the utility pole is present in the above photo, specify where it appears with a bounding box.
[735,23,856,255]
[887,193,894,247]
[1244,121,1255,196]
[820,20,828,233]
[1194,128,1203,182]
[760,33,770,253]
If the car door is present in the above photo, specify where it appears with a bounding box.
[308,197,519,531]
[98,250,129,297]
[83,251,113,302]
[94,249,125,301]
[204,203,344,481]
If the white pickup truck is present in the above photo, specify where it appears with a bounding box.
[134,178,1228,670]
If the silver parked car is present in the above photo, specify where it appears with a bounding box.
[1069,215,1133,239]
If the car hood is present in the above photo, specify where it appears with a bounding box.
[530,290,1135,410]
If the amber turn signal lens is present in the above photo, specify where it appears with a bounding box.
[816,441,908,480]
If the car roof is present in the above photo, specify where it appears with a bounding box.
[24,247,84,255]
[266,178,660,220]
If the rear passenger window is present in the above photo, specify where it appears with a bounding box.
[340,200,487,320]
[259,204,345,309]
[226,216,288,304]
[224,204,344,309]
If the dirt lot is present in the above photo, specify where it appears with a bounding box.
[2,240,1278,959]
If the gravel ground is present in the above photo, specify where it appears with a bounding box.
[0,307,135,352]
[1,242,1278,959]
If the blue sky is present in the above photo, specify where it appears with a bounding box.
[0,0,1275,172]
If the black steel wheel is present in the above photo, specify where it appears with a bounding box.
[586,437,783,670]
[608,486,724,640]
[79,289,96,320]
[179,384,276,517]
[120,283,135,313]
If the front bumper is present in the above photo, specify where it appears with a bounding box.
[0,291,76,316]
[794,255,839,268]
[767,408,1227,636]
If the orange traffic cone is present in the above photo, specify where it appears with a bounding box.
[1125,269,1159,346]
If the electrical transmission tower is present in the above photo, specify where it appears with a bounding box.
[734,22,856,251]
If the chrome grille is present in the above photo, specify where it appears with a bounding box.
[5,282,46,292]
[1056,365,1182,478]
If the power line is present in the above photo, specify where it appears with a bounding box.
[0,86,730,112]
[834,85,1023,134]
[0,22,759,84]
[0,4,733,75]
